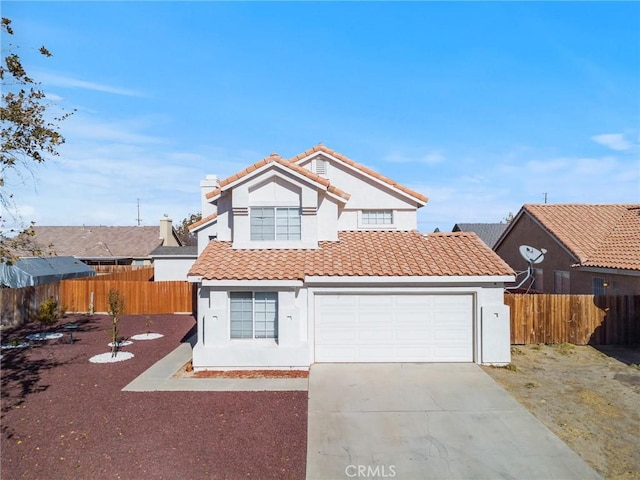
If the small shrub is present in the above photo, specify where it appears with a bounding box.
[503,363,519,372]
[36,297,60,332]
[107,289,126,357]
[525,382,537,389]
[144,315,153,334]
[556,342,576,355]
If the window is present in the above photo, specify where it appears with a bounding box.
[362,210,393,225]
[533,268,544,292]
[250,207,301,241]
[553,270,570,294]
[592,277,606,295]
[230,292,278,339]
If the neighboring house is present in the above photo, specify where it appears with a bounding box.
[494,204,640,295]
[26,218,181,267]
[149,245,198,281]
[452,223,508,249]
[0,256,96,288]
[187,144,514,370]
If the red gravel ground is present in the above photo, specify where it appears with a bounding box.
[1,314,308,480]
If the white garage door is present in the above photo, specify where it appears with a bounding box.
[315,294,473,362]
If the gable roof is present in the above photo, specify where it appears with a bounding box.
[290,144,428,205]
[27,226,167,260]
[188,230,513,281]
[452,223,508,249]
[500,204,640,271]
[205,153,350,202]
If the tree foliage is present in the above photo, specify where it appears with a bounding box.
[0,17,73,261]
[175,212,202,246]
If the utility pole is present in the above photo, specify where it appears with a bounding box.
[136,198,142,226]
[543,192,548,204]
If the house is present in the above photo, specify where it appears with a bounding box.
[26,218,181,268]
[452,223,508,249]
[0,256,96,288]
[187,144,515,370]
[149,245,198,281]
[494,204,640,295]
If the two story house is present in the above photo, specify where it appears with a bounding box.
[187,144,514,370]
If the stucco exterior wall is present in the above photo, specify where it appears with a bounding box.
[192,281,511,370]
[153,257,196,281]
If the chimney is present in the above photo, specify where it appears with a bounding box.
[159,217,179,247]
[200,174,219,218]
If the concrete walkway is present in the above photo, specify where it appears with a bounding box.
[122,341,308,392]
[306,363,602,480]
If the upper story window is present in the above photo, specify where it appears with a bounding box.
[362,210,393,225]
[250,207,301,241]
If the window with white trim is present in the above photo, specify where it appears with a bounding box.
[230,292,278,339]
[250,207,301,241]
[362,210,393,225]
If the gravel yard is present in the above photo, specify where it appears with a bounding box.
[483,343,640,480]
[1,314,307,480]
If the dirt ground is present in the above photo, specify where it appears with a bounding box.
[482,344,640,480]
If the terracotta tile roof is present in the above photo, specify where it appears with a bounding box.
[579,207,640,270]
[28,226,165,259]
[290,144,428,204]
[205,153,350,201]
[524,204,640,271]
[188,231,514,280]
[188,213,218,232]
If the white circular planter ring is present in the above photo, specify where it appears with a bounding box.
[130,333,163,340]
[89,352,134,363]
[26,332,63,341]
[107,340,133,347]
[1,342,30,350]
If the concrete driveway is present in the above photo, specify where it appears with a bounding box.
[307,363,601,480]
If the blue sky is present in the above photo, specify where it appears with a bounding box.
[3,1,639,233]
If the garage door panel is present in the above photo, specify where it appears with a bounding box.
[315,294,473,363]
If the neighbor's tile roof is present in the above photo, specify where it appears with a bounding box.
[28,226,164,259]
[524,204,640,271]
[205,153,350,201]
[188,231,514,280]
[290,144,429,204]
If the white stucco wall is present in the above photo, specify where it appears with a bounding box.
[153,257,197,281]
[191,278,512,370]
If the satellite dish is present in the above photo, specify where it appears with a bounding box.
[519,245,547,264]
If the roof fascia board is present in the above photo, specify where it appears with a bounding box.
[493,208,526,250]
[335,159,427,206]
[199,279,304,287]
[493,207,579,262]
[218,161,328,199]
[573,266,640,276]
[296,150,426,206]
[189,216,218,233]
[304,275,514,285]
